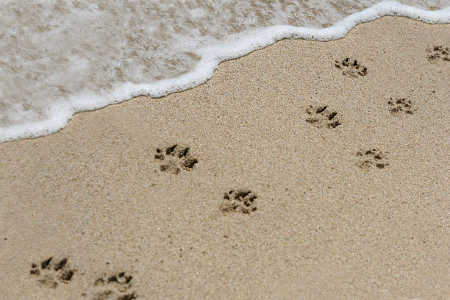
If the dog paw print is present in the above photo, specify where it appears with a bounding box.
[305,105,342,129]
[356,149,389,170]
[30,257,75,288]
[154,144,198,174]
[335,57,367,77]
[220,189,257,214]
[388,97,416,115]
[427,45,449,62]
[92,272,137,300]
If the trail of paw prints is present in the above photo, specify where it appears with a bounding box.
[220,189,257,214]
[154,144,198,174]
[305,105,342,129]
[334,57,367,77]
[91,272,137,300]
[427,45,449,62]
[356,149,389,170]
[388,97,416,115]
[30,257,75,288]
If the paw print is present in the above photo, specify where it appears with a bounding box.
[155,144,198,174]
[305,105,341,129]
[334,57,367,77]
[427,45,449,62]
[30,257,75,288]
[220,189,257,214]
[356,149,389,170]
[388,97,416,115]
[92,272,137,300]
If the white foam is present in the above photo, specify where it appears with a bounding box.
[0,1,449,142]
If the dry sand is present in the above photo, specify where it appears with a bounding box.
[0,17,449,300]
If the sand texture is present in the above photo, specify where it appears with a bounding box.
[1,17,449,300]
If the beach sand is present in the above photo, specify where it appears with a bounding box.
[1,17,449,299]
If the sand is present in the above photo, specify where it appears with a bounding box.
[0,17,449,300]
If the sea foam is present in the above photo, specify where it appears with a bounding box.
[0,1,449,142]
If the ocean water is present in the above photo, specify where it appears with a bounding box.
[0,1,449,142]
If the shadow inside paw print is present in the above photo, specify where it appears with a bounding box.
[305,105,341,129]
[335,57,367,77]
[427,45,449,62]
[30,257,75,288]
[388,97,416,115]
[93,272,137,300]
[357,149,389,170]
[220,189,257,214]
[155,144,198,174]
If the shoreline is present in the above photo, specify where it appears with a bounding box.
[1,17,449,299]
[2,3,450,143]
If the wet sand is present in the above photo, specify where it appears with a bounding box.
[0,17,449,300]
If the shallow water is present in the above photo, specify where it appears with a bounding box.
[0,0,449,142]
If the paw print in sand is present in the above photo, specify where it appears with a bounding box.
[155,144,198,174]
[388,97,416,115]
[220,189,257,214]
[305,105,341,129]
[30,257,75,288]
[335,57,367,77]
[357,149,389,170]
[427,45,449,62]
[92,272,137,300]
